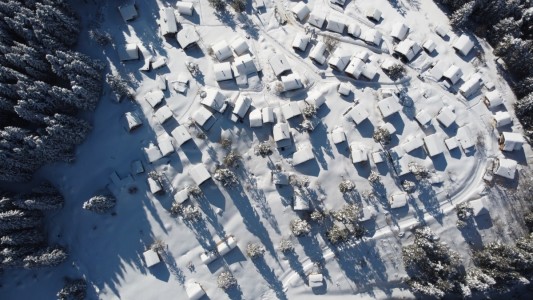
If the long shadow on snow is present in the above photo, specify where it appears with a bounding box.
[252,257,288,300]
[417,179,444,224]
[309,121,334,171]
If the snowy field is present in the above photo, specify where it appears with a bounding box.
[2,0,532,299]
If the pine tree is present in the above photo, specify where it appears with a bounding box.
[22,245,67,268]
[82,195,116,214]
[13,182,63,211]
[513,76,533,99]
[57,278,87,300]
[0,209,42,232]
[494,35,533,78]
[450,1,476,29]
[32,1,79,49]
[0,228,44,246]
[488,18,521,46]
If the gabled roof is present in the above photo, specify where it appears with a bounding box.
[269,54,291,77]
[281,102,302,119]
[484,90,504,108]
[157,133,174,157]
[494,158,517,179]
[192,106,215,130]
[292,143,314,166]
[143,249,161,267]
[233,54,258,77]
[154,105,173,124]
[391,22,409,40]
[494,111,512,128]
[249,109,262,127]
[144,143,163,163]
[390,193,408,208]
[394,39,421,62]
[345,58,365,78]
[436,107,456,127]
[125,112,142,131]
[347,23,361,38]
[378,95,402,118]
[350,143,368,163]
[281,74,303,91]
[325,17,346,33]
[291,2,310,21]
[442,65,463,85]
[331,127,346,144]
[308,10,327,28]
[176,2,194,16]
[366,8,382,22]
[292,33,310,51]
[189,164,211,186]
[415,110,432,125]
[171,126,193,146]
[309,42,327,65]
[422,39,437,53]
[212,40,233,61]
[177,26,199,49]
[201,88,227,113]
[230,37,250,56]
[213,62,233,82]
[160,7,177,36]
[423,133,444,156]
[453,34,475,56]
[118,43,139,61]
[328,48,351,71]
[232,96,252,118]
[119,4,138,22]
[402,136,424,153]
[459,73,482,97]
[185,282,205,300]
[362,29,382,46]
[273,123,290,142]
[262,107,275,123]
[348,103,369,124]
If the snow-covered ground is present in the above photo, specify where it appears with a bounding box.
[2,0,532,299]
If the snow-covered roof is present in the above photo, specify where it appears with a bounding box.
[372,150,385,164]
[378,95,402,118]
[233,54,258,77]
[361,64,378,80]
[362,29,382,46]
[422,39,437,53]
[308,273,324,288]
[402,136,424,153]
[350,143,368,163]
[457,126,475,150]
[445,137,459,150]
[189,164,211,186]
[328,48,351,71]
[500,132,525,151]
[390,193,408,209]
[118,4,138,22]
[308,10,326,28]
[131,160,144,174]
[348,103,369,125]
[293,191,310,211]
[494,158,517,179]
[262,107,275,123]
[176,2,194,16]
[435,25,448,38]
[217,236,237,256]
[269,54,291,77]
[338,82,351,96]
[366,8,382,22]
[484,90,504,108]
[124,112,142,131]
[160,7,177,36]
[230,37,249,56]
[345,58,365,79]
[118,43,139,61]
[356,51,370,62]
[459,73,482,97]
[213,62,234,82]
[424,133,444,157]
[281,102,302,120]
[177,26,199,49]
[185,282,205,300]
[144,143,163,163]
[272,171,289,185]
[157,133,175,156]
[151,56,167,70]
[360,206,377,222]
[233,96,252,118]
[291,2,310,21]
[394,39,421,62]
[154,105,173,124]
[325,17,346,34]
[347,23,361,38]
[281,74,303,91]
[249,109,262,127]
[442,65,463,85]
[212,40,233,61]
[292,33,310,52]
[470,197,489,217]
[192,106,215,130]
[273,123,291,143]
[414,110,431,126]
[309,42,327,65]
[453,34,475,56]
[201,88,227,113]
[391,22,409,41]
[383,122,396,135]
[436,107,456,127]
[171,126,192,147]
[494,111,512,128]
[331,127,346,144]
[148,177,162,194]
[174,189,189,204]
[380,58,397,71]
[143,249,161,268]
[292,143,314,166]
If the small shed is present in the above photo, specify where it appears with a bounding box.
[212,40,233,61]
[262,107,275,123]
[378,96,402,118]
[148,177,163,194]
[499,132,525,152]
[233,54,258,77]
[484,90,504,108]
[157,133,175,156]
[362,29,382,46]
[350,143,368,163]
[424,133,444,156]
[119,4,138,22]
[291,2,310,22]
[453,34,475,56]
[151,56,167,70]
[185,282,206,300]
[422,39,437,53]
[445,137,459,150]
[171,126,192,147]
[144,143,163,163]
[118,43,139,61]
[189,164,211,186]
[269,54,291,77]
[192,106,215,130]
[281,102,302,120]
[331,127,346,144]
[338,82,351,96]
[273,123,292,147]
[293,190,310,211]
[442,65,463,85]
[435,25,448,38]
[493,111,512,128]
[366,8,382,22]
[213,62,234,82]
[470,198,489,217]
[281,74,303,91]
[249,109,263,127]
[347,23,361,38]
[176,2,194,16]
[348,103,369,125]
[415,109,432,126]
[230,37,249,56]
[233,96,252,119]
[459,73,482,98]
[143,249,161,268]
[345,58,365,79]
[328,48,351,71]
[292,33,310,52]
[177,26,200,49]
[308,10,326,28]
[326,17,346,34]
[131,160,144,174]
[292,143,314,166]
[390,192,408,209]
[154,105,173,124]
[124,112,142,131]
[436,107,456,128]
[493,158,517,179]
[394,39,421,62]
[391,22,409,41]
[308,273,324,288]
[402,136,424,153]
[160,7,177,36]
[217,236,238,256]
[309,42,327,65]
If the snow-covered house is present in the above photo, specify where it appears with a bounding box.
[176,2,194,16]
[361,64,379,81]
[326,18,346,34]
[350,143,368,163]
[453,34,475,56]
[151,56,167,70]
[402,136,424,153]
[185,282,205,300]
[345,58,365,79]
[331,127,346,144]
[362,29,382,46]
[493,158,517,179]
[212,40,233,61]
[154,105,173,124]
[157,133,175,157]
[372,150,385,164]
[366,8,382,22]
[442,65,463,85]
[445,137,459,151]
[424,133,444,156]
[309,42,327,65]
[269,54,291,77]
[213,62,234,82]
[170,73,189,93]
[437,107,456,128]
[308,273,324,288]
[292,143,314,166]
[119,4,138,22]
[308,10,326,29]
[249,109,263,127]
[233,54,258,77]
[144,143,163,163]
[348,103,369,125]
[484,90,504,108]
[145,90,164,108]
[124,112,142,131]
[230,37,249,56]
[459,73,482,98]
[273,123,292,148]
[292,33,310,52]
[347,23,361,38]
[177,26,200,49]
[415,109,432,126]
[394,39,421,62]
[160,7,177,36]
[338,82,351,96]
[281,102,302,120]
[378,95,402,118]
[360,206,377,222]
[435,25,448,38]
[457,126,476,151]
[148,176,163,194]
[328,48,350,71]
[281,74,303,91]
[192,106,215,130]
[391,22,409,41]
[470,197,489,217]
[201,88,227,113]
[189,164,211,186]
[493,111,512,128]
[232,96,252,119]
[422,39,437,53]
[291,2,310,22]
[171,125,192,147]
[293,190,310,211]
[356,51,370,62]
[262,107,275,123]
[131,160,144,174]
[118,43,139,61]
[200,236,237,264]
[174,189,189,204]
[143,249,161,268]
[390,193,408,209]
[499,132,525,152]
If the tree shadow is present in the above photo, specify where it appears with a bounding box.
[252,257,288,300]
